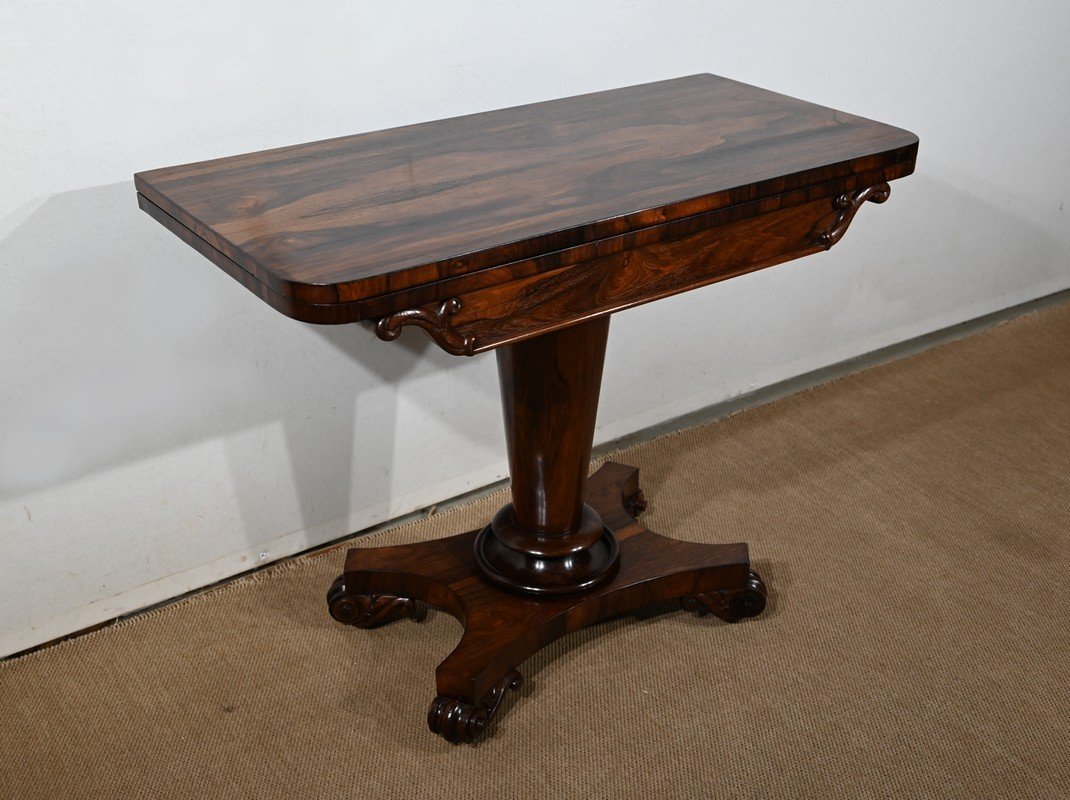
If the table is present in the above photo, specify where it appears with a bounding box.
[135,74,917,743]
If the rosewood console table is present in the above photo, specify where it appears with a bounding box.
[136,74,917,743]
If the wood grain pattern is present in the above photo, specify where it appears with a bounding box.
[332,462,766,742]
[135,74,917,323]
[475,317,619,595]
[138,77,916,741]
[441,184,888,352]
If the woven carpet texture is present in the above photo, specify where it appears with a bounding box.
[2,302,1069,799]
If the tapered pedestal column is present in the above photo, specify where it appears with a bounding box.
[328,320,767,742]
[474,317,619,595]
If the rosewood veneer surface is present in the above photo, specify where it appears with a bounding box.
[136,73,917,346]
[136,74,917,742]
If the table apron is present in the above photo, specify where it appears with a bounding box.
[439,192,858,353]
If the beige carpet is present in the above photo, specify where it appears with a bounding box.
[3,302,1069,799]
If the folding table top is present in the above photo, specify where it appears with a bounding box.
[136,74,917,321]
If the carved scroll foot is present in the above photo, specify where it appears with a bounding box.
[681,570,767,623]
[327,575,426,628]
[427,670,523,744]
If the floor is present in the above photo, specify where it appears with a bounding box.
[2,300,1068,799]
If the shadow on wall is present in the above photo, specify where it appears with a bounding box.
[0,181,496,546]
[1,169,1065,548]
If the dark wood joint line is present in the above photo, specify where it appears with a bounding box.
[374,298,476,356]
[815,182,891,250]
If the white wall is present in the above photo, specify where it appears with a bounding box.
[2,1,1068,656]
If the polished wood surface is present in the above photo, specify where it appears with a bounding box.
[475,316,618,594]
[328,463,766,743]
[136,74,916,329]
[136,74,917,743]
[138,179,894,352]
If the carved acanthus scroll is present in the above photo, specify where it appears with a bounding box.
[375,298,476,356]
[815,182,891,250]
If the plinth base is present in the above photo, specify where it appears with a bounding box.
[328,462,766,743]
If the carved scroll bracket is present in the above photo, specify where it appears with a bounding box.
[815,182,891,250]
[375,298,476,356]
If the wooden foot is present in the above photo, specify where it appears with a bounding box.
[326,576,427,628]
[427,670,523,744]
[680,571,767,622]
[331,462,766,743]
